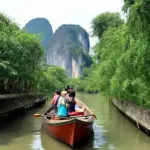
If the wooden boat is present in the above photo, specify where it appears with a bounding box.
[41,100,95,147]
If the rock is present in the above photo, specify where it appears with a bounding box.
[24,18,53,52]
[47,24,92,78]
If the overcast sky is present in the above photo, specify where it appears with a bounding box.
[0,0,123,47]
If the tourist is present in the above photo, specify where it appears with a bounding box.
[50,90,61,108]
[67,91,85,116]
[56,91,68,117]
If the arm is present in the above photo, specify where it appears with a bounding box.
[75,98,83,108]
[75,104,85,112]
[50,96,55,104]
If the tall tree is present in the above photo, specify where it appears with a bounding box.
[91,12,124,39]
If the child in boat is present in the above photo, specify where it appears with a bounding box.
[56,91,68,117]
[67,91,85,116]
[50,90,61,108]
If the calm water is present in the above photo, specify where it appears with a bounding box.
[0,92,150,150]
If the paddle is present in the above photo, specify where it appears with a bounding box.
[33,113,60,119]
[76,99,97,120]
[33,113,42,118]
[33,104,55,118]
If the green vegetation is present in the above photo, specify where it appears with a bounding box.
[37,65,68,93]
[0,13,67,95]
[66,43,83,58]
[72,0,150,108]
[65,42,92,68]
[91,12,124,39]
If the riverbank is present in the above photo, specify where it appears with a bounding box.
[112,99,150,136]
[0,94,47,120]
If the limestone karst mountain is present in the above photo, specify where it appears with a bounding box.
[24,18,53,52]
[47,24,92,78]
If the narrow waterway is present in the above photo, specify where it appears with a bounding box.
[0,92,150,150]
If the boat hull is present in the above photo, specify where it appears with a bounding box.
[43,118,93,147]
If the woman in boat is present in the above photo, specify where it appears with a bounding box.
[67,91,85,116]
[56,91,68,117]
[50,90,61,108]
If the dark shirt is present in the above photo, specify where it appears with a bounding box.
[67,99,76,113]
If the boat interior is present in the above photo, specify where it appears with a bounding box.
[43,101,94,123]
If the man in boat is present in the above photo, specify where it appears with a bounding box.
[65,86,85,114]
[67,91,85,116]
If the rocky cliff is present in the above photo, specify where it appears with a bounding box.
[24,18,53,52]
[47,24,91,78]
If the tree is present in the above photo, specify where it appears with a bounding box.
[37,66,68,93]
[91,12,124,39]
[80,0,150,108]
[122,0,135,12]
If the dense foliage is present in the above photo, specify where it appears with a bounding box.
[91,12,124,39]
[0,13,67,94]
[37,65,68,93]
[75,0,150,107]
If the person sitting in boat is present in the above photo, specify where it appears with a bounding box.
[67,91,85,116]
[56,91,68,117]
[50,90,61,108]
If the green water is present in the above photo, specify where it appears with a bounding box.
[0,92,150,150]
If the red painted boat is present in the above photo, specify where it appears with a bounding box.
[42,100,95,147]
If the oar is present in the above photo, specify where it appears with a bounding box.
[76,99,97,120]
[33,113,69,119]
[33,113,43,118]
[33,113,55,118]
[33,104,55,118]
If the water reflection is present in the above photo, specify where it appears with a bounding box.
[93,125,107,149]
[30,133,44,150]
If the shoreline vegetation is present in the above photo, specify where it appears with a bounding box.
[0,13,67,117]
[69,0,150,110]
[0,13,68,95]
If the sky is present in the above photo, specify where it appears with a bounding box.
[0,0,123,47]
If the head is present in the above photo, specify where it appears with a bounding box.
[65,87,70,94]
[68,91,76,102]
[61,91,67,97]
[67,85,73,93]
[54,90,61,96]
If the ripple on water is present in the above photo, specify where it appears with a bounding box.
[93,124,107,148]
[93,124,117,150]
[30,134,44,150]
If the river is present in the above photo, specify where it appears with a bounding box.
[0,92,150,150]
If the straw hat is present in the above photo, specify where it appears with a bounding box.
[61,91,67,95]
